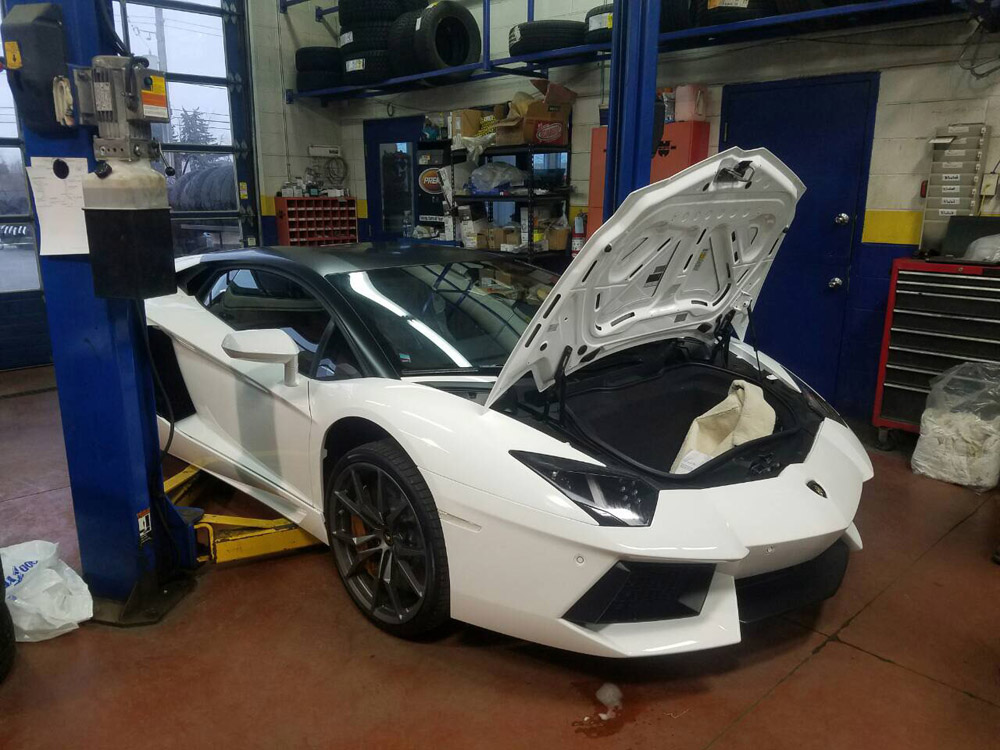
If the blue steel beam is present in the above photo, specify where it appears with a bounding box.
[10,0,181,602]
[603,0,661,219]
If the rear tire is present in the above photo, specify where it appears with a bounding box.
[325,440,450,637]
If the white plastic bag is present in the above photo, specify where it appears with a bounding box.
[671,380,776,474]
[912,363,1000,490]
[470,162,525,193]
[2,540,93,642]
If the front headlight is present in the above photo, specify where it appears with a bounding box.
[789,373,845,425]
[511,451,659,527]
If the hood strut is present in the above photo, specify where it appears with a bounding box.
[543,345,574,426]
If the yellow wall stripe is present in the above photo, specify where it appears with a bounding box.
[862,209,922,246]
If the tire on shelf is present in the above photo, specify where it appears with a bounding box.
[509,20,588,56]
[295,46,343,73]
[412,1,481,85]
[660,0,693,31]
[396,0,428,11]
[692,0,778,26]
[344,49,393,86]
[339,21,394,55]
[338,0,398,26]
[774,0,854,11]
[583,5,613,45]
[296,69,343,93]
[388,10,427,78]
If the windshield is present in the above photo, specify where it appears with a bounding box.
[330,260,559,373]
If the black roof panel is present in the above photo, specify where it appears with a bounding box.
[189,242,505,276]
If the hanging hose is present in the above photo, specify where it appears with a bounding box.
[95,0,129,55]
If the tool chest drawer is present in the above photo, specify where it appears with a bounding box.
[873,259,1000,431]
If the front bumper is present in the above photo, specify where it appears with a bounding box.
[425,419,871,658]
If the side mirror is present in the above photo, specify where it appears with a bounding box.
[221,329,301,386]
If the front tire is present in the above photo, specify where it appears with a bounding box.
[325,440,450,637]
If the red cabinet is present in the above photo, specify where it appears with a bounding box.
[276,197,359,246]
[586,120,711,238]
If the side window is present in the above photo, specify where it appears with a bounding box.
[316,325,362,381]
[202,268,333,377]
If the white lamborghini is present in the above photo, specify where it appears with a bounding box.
[145,148,872,658]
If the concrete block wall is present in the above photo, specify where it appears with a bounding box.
[247,0,343,207]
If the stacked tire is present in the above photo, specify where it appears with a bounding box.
[692,0,778,26]
[509,20,587,55]
[338,0,411,86]
[295,46,343,93]
[387,1,482,85]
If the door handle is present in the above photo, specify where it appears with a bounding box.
[835,213,851,225]
[828,277,844,289]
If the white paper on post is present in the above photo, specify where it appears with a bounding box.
[26,157,90,256]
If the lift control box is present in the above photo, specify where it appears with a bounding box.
[75,56,175,299]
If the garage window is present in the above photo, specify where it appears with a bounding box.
[114,0,258,257]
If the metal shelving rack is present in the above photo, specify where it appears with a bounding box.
[282,0,964,103]
[451,142,572,260]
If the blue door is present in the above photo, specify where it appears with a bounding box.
[363,116,424,242]
[721,74,878,404]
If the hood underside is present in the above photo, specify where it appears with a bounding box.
[486,147,805,409]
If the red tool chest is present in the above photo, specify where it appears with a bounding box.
[873,257,1000,432]
[276,196,358,246]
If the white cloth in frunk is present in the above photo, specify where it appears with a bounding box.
[671,380,776,474]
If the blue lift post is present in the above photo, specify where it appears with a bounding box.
[603,0,662,219]
[9,0,195,621]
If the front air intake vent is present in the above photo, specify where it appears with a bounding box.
[564,561,715,625]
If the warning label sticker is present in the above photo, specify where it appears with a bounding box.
[137,508,152,545]
[141,75,168,119]
[4,41,21,70]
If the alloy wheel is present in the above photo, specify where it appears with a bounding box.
[329,462,431,625]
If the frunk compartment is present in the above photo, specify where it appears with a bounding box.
[563,361,803,477]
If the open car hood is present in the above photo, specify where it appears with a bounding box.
[486,147,805,409]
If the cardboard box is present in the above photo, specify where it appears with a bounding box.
[450,106,505,139]
[496,101,572,146]
[546,226,570,252]
[487,227,506,250]
[459,205,489,249]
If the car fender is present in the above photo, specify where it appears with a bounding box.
[309,377,602,524]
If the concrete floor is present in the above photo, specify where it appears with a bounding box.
[0,367,998,749]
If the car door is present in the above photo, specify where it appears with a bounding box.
[183,266,331,502]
